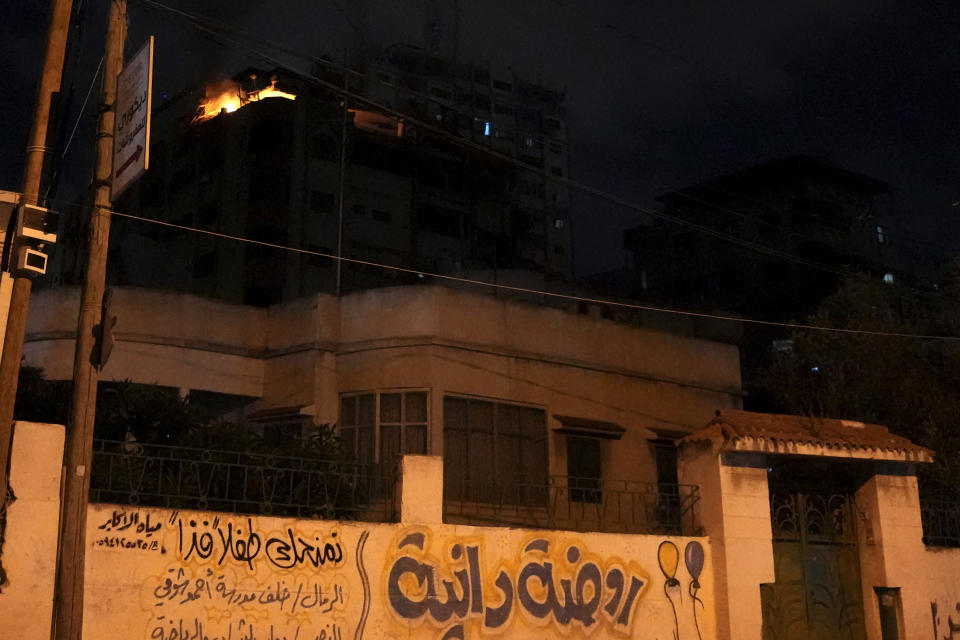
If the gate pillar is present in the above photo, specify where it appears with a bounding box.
[680,444,775,640]
[855,469,927,640]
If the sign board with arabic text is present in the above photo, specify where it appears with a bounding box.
[112,36,154,198]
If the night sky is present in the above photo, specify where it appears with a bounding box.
[3,0,960,277]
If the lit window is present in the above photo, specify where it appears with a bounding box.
[554,218,565,230]
[877,225,888,244]
[484,122,491,136]
[883,273,895,284]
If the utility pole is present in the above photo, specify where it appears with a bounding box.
[53,2,126,639]
[0,0,75,509]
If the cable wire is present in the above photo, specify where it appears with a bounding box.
[131,0,864,279]
[117,0,957,331]
[65,202,959,343]
[44,55,104,203]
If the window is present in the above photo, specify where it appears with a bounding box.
[340,391,428,465]
[418,203,462,237]
[545,117,562,131]
[877,225,888,244]
[311,135,336,162]
[352,204,366,217]
[372,209,392,223]
[249,170,290,204]
[474,94,491,110]
[549,142,563,154]
[429,86,453,100]
[376,71,393,86]
[493,79,513,93]
[379,392,428,464]
[550,166,563,177]
[443,396,547,502]
[192,252,217,278]
[197,202,219,228]
[567,436,601,503]
[310,190,335,213]
[652,439,681,532]
[494,102,514,116]
[307,244,332,268]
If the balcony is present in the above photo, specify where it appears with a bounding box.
[89,442,702,536]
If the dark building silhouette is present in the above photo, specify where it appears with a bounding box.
[622,156,938,322]
[55,46,572,305]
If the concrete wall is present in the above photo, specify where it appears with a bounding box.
[81,455,717,640]
[0,422,65,640]
[926,548,960,639]
[25,287,266,397]
[858,472,960,640]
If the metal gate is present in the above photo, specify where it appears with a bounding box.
[761,489,866,640]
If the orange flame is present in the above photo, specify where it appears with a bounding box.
[194,76,296,122]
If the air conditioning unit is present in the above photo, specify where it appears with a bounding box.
[16,203,58,244]
[15,247,48,276]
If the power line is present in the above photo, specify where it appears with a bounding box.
[133,0,952,283]
[46,198,960,342]
[130,0,859,278]
[45,55,103,202]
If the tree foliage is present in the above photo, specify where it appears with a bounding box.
[763,273,960,496]
[13,369,345,461]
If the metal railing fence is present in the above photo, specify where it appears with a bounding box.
[444,473,701,535]
[89,439,398,522]
[921,497,960,547]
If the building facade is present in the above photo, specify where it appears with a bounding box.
[24,284,741,510]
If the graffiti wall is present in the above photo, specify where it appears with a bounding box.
[83,504,715,640]
[926,548,960,639]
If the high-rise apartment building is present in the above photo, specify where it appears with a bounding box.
[621,156,937,322]
[54,46,572,306]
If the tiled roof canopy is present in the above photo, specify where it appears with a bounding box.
[681,409,933,463]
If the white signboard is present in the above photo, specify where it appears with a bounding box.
[112,36,154,198]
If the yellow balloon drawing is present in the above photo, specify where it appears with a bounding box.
[657,541,679,580]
